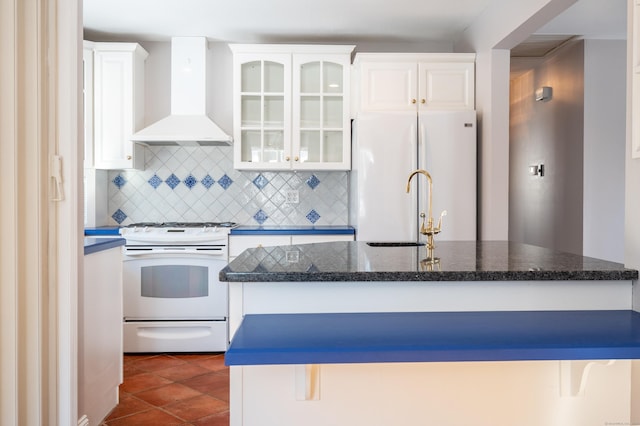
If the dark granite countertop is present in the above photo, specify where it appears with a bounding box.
[219,240,638,282]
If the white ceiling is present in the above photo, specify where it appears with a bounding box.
[83,0,626,46]
[83,0,494,43]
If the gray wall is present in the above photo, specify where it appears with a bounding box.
[509,39,626,261]
[509,40,585,255]
[583,39,626,262]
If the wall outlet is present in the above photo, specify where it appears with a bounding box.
[286,190,299,204]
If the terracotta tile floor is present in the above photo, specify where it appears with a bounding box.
[101,353,229,426]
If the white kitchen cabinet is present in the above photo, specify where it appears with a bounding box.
[80,242,123,425]
[352,53,475,114]
[230,44,354,171]
[93,43,148,170]
[83,41,95,169]
[290,234,354,245]
[83,41,108,227]
[228,233,354,261]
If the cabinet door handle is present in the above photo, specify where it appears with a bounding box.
[126,155,132,160]
[285,156,290,161]
[294,156,299,162]
[421,99,426,104]
[411,99,417,104]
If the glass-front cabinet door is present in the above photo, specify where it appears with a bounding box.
[233,53,291,170]
[292,54,351,170]
[231,45,354,171]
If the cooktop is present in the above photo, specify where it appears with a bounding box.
[124,222,237,228]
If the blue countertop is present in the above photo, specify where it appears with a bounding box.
[230,225,355,236]
[84,227,121,236]
[84,237,125,255]
[225,310,640,366]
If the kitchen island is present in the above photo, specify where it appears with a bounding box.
[220,241,640,426]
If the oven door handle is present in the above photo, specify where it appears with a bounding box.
[124,248,225,257]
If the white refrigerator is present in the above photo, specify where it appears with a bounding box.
[350,110,477,242]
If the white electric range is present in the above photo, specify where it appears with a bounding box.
[119,222,236,352]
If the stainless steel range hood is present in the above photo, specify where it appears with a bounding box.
[131,37,232,146]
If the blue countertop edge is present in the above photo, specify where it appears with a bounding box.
[225,310,640,366]
[85,227,121,236]
[230,225,355,236]
[84,237,125,255]
[86,225,355,236]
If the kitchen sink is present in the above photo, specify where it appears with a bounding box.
[366,242,425,247]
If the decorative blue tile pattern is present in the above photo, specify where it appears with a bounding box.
[112,209,127,224]
[148,174,163,189]
[106,146,350,226]
[184,174,198,189]
[218,174,233,190]
[201,174,215,189]
[165,173,181,189]
[112,175,126,189]
[253,174,269,189]
[253,209,268,224]
[306,175,320,190]
[306,209,321,224]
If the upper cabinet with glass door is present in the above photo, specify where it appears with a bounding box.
[230,45,354,171]
[232,52,291,169]
[293,54,351,170]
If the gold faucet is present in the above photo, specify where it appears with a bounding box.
[406,169,446,251]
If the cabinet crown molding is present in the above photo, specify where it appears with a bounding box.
[229,44,355,55]
[353,52,475,65]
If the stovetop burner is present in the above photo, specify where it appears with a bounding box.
[124,222,237,228]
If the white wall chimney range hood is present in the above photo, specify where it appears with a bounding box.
[131,37,232,146]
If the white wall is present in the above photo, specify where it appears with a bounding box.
[625,1,640,422]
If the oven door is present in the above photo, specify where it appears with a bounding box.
[123,253,227,321]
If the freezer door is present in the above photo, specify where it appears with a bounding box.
[418,110,477,241]
[351,112,418,241]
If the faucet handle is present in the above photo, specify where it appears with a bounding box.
[435,210,448,232]
[419,212,427,235]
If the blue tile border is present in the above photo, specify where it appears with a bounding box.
[201,174,215,189]
[253,174,269,189]
[112,174,126,189]
[111,209,127,224]
[306,174,320,190]
[218,174,233,190]
[165,173,181,189]
[253,209,268,224]
[148,174,162,189]
[184,174,198,189]
[306,209,321,224]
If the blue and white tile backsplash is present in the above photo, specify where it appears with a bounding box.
[107,145,349,226]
